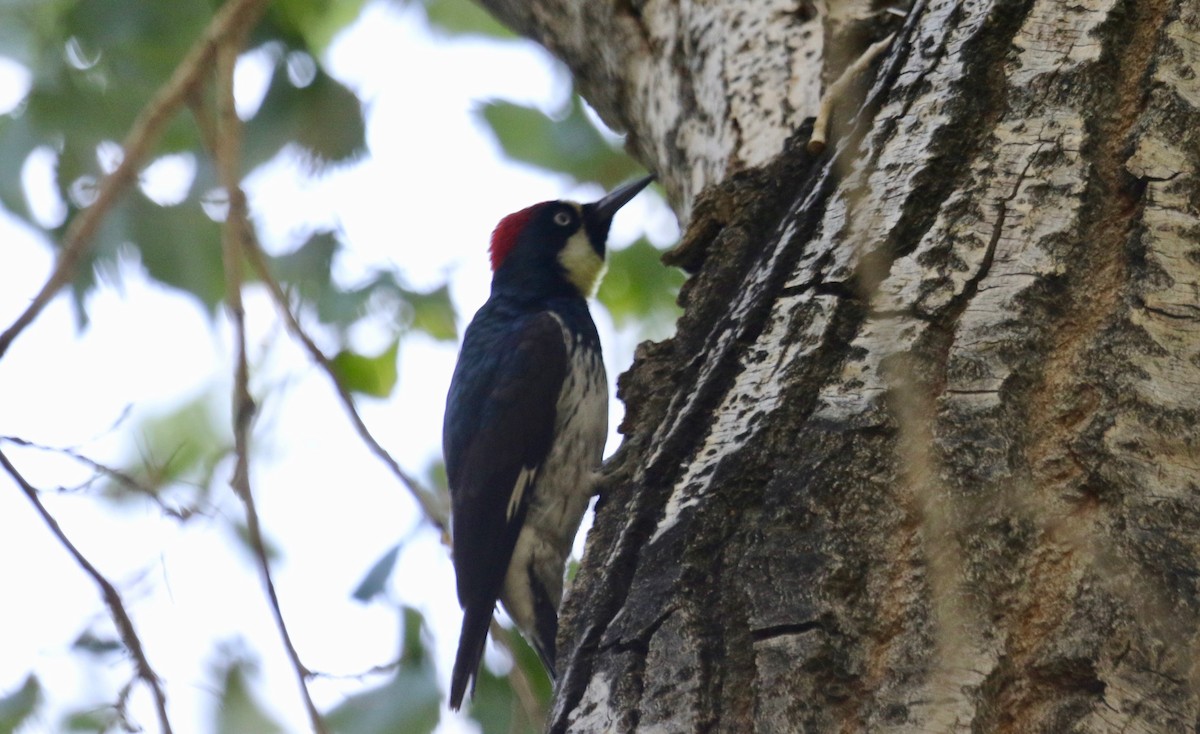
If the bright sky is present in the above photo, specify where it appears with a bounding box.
[0,3,677,732]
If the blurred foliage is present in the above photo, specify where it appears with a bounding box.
[273,0,372,56]
[352,543,402,602]
[478,94,643,190]
[266,231,457,344]
[601,238,685,333]
[60,708,122,733]
[331,340,400,398]
[0,675,40,734]
[418,0,514,39]
[72,630,123,657]
[211,651,286,734]
[102,393,229,503]
[0,0,681,728]
[468,628,553,732]
[326,608,440,734]
[231,518,283,562]
[0,0,436,348]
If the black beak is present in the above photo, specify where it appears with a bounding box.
[590,175,655,222]
[582,175,654,255]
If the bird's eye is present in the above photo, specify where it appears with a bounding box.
[553,211,572,227]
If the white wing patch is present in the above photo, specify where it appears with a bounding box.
[507,465,538,521]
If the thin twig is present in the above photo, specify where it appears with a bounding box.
[0,0,272,361]
[0,449,175,734]
[0,435,203,520]
[217,31,254,505]
[212,26,328,734]
[240,240,451,539]
[307,659,402,682]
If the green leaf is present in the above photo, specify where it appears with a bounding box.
[244,64,366,171]
[270,230,338,286]
[271,0,369,55]
[312,272,392,332]
[64,0,210,90]
[464,630,549,733]
[420,0,515,40]
[61,708,120,732]
[352,543,401,602]
[0,0,68,69]
[506,630,553,708]
[0,114,38,220]
[326,671,439,734]
[468,665,517,734]
[477,95,641,188]
[54,153,222,322]
[597,238,684,331]
[402,284,457,341]
[214,660,285,734]
[231,521,282,563]
[72,631,123,656]
[399,607,428,667]
[268,230,354,326]
[267,232,458,341]
[424,459,447,494]
[98,192,224,311]
[0,675,40,734]
[330,341,400,398]
[108,394,229,500]
[326,608,439,734]
[54,0,208,151]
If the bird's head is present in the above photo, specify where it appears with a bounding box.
[488,176,653,299]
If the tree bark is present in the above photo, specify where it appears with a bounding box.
[476,0,1200,731]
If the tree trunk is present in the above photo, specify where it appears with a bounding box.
[477,0,1200,731]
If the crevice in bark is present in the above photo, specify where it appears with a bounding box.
[599,606,674,658]
[557,89,895,727]
[636,0,936,480]
[854,0,1036,298]
[553,160,811,723]
[980,0,1171,728]
[557,5,981,726]
[797,5,1044,724]
[924,152,1035,347]
[749,620,825,642]
[905,0,1177,728]
[478,0,1199,729]
[1139,300,1200,320]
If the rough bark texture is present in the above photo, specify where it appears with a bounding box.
[478,0,897,219]
[476,0,1200,731]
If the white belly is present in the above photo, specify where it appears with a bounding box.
[500,328,607,646]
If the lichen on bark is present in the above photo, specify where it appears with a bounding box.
[475,0,1200,731]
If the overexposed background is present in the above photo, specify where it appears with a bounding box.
[0,3,677,731]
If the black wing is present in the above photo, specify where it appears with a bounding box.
[443,308,567,707]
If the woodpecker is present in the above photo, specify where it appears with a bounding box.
[444,176,654,709]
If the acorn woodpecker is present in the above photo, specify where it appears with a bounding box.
[444,176,654,709]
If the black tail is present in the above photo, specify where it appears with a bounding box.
[449,605,492,710]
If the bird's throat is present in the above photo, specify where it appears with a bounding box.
[558,229,606,297]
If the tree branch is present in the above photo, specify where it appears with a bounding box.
[0,448,174,734]
[212,23,328,734]
[239,240,451,540]
[0,0,271,361]
[0,435,205,521]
